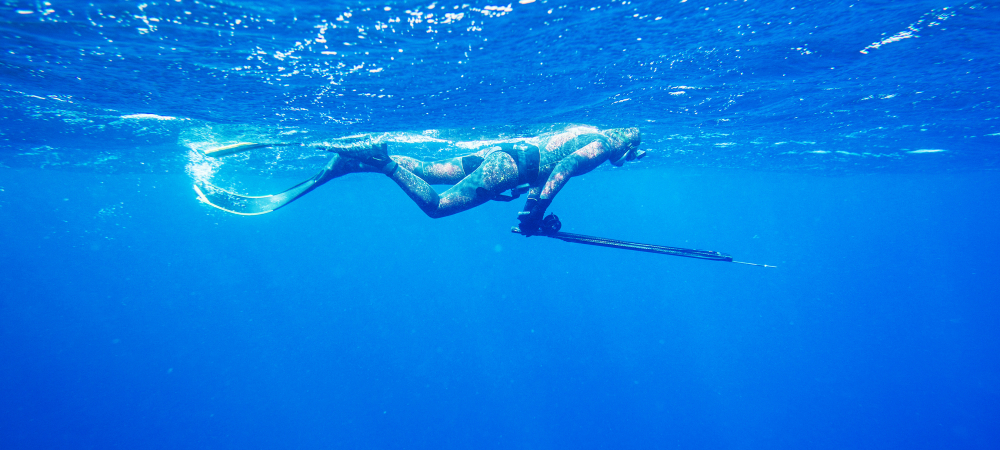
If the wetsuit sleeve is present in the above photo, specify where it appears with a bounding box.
[538,146,607,200]
[515,136,609,232]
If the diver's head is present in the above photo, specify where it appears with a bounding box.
[605,127,645,166]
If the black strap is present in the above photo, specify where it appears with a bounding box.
[521,144,540,185]
[476,143,541,202]
[488,143,540,185]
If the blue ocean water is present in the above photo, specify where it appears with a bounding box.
[1,0,999,448]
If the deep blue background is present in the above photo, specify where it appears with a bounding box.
[2,168,998,449]
[2,0,1000,448]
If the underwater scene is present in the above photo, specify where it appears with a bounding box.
[1,0,998,448]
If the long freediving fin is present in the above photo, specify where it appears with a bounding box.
[193,163,336,215]
[201,134,390,158]
[202,142,302,157]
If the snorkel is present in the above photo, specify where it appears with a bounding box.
[612,147,647,165]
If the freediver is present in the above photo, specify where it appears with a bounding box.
[319,127,644,234]
[197,127,774,265]
[196,127,643,233]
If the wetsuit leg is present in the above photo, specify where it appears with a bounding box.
[392,156,465,185]
[336,154,471,178]
[387,150,521,218]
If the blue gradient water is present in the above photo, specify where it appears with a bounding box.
[1,1,998,449]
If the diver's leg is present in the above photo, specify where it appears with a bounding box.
[393,151,489,185]
[387,151,520,218]
[265,153,432,199]
[325,145,488,185]
[393,156,464,185]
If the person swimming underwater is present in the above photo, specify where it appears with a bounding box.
[194,126,644,234]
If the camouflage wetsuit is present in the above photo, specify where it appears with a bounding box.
[328,127,643,233]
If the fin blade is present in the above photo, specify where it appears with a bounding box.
[202,142,303,157]
[193,182,279,215]
[202,142,272,157]
[193,164,331,216]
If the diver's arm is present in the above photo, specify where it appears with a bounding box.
[538,143,610,199]
[518,144,609,233]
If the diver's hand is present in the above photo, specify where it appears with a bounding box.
[517,194,552,236]
[517,212,542,235]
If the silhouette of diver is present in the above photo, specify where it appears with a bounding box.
[195,126,644,234]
